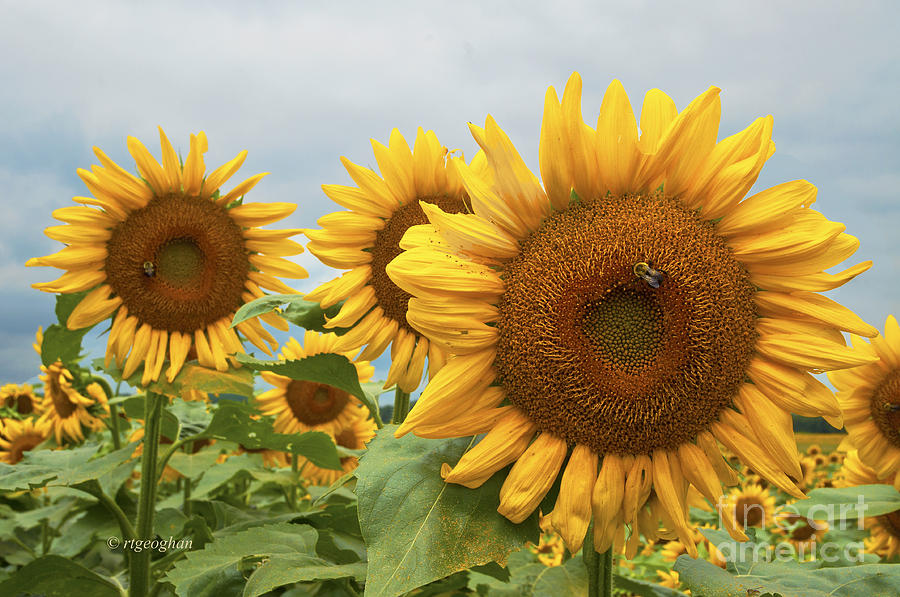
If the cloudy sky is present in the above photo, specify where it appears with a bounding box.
[1,1,897,394]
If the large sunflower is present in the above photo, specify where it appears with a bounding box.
[255,331,374,435]
[0,383,43,416]
[836,449,900,559]
[0,417,51,464]
[386,73,878,556]
[829,315,900,482]
[28,129,303,385]
[304,128,480,392]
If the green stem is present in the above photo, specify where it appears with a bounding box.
[92,376,122,450]
[156,433,204,483]
[289,454,299,511]
[584,522,613,597]
[183,478,192,518]
[130,391,164,597]
[76,484,136,540]
[10,535,36,559]
[391,387,410,425]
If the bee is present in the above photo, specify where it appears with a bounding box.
[882,402,900,412]
[633,261,665,288]
[142,261,156,277]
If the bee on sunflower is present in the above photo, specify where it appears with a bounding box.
[386,73,878,557]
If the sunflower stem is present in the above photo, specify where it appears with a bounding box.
[289,453,299,511]
[584,521,613,597]
[130,391,164,597]
[391,387,410,424]
[91,376,122,450]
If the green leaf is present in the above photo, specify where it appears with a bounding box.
[468,551,587,597]
[202,400,341,469]
[674,555,900,597]
[231,294,298,327]
[165,522,363,597]
[100,360,255,398]
[235,353,365,403]
[40,323,92,367]
[613,574,689,597]
[359,381,389,428]
[356,425,539,597]
[0,442,137,495]
[791,484,900,519]
[0,554,121,597]
[168,447,223,479]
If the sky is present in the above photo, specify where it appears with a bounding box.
[1,1,898,397]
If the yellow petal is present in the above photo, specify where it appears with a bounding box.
[67,285,121,329]
[228,202,296,227]
[750,261,872,293]
[182,132,208,196]
[420,201,520,260]
[387,246,505,301]
[655,86,721,197]
[595,79,641,195]
[755,291,877,338]
[217,173,268,206]
[498,432,567,523]
[440,408,537,488]
[321,184,394,218]
[44,224,111,243]
[158,127,182,192]
[127,136,168,195]
[32,269,106,294]
[249,255,308,279]
[204,150,248,196]
[407,296,499,355]
[717,180,817,236]
[755,334,878,371]
[734,384,802,480]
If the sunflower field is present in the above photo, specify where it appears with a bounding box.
[2,73,900,597]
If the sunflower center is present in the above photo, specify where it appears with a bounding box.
[734,497,766,527]
[878,510,900,539]
[871,369,900,449]
[104,194,250,334]
[8,432,45,464]
[369,195,469,334]
[47,374,77,419]
[4,392,34,415]
[582,288,664,368]
[783,514,818,542]
[335,428,357,449]
[284,381,349,425]
[495,192,757,454]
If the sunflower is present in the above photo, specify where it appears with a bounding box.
[775,505,828,556]
[303,128,480,392]
[0,383,43,416]
[806,444,822,456]
[37,366,108,444]
[829,315,900,482]
[723,484,775,529]
[299,405,377,486]
[386,73,877,556]
[835,450,900,560]
[27,129,302,386]
[256,331,375,435]
[0,417,51,464]
[655,570,685,591]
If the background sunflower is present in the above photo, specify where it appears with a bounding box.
[28,129,304,385]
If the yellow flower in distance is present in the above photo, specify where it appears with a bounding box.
[304,128,479,392]
[256,331,374,435]
[723,483,776,529]
[300,405,377,486]
[28,129,304,385]
[0,383,43,416]
[0,417,51,464]
[387,73,878,556]
[37,365,109,444]
[830,315,900,481]
[836,450,900,560]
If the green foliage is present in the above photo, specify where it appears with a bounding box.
[468,550,587,596]
[675,554,900,597]
[230,294,348,335]
[0,555,122,597]
[791,484,900,519]
[236,352,366,404]
[165,522,365,597]
[0,442,136,495]
[613,573,690,596]
[98,359,255,398]
[355,425,540,597]
[200,400,341,469]
[39,290,94,366]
